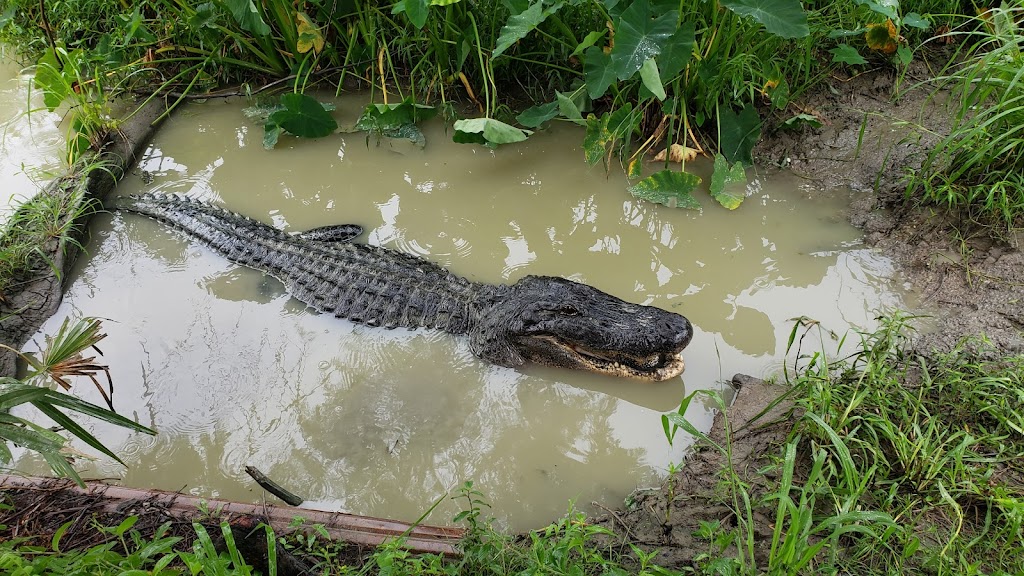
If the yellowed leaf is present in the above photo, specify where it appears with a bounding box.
[296,12,324,54]
[865,20,898,54]
[652,143,698,163]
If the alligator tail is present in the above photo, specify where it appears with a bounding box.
[110,193,290,272]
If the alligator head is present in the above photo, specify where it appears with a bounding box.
[469,275,692,381]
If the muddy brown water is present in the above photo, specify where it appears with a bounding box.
[0,52,64,220]
[7,93,911,530]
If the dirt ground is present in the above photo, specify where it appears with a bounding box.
[4,62,1023,571]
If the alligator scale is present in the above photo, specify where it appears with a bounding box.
[114,194,693,381]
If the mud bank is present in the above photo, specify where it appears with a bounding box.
[755,61,1024,355]
[593,374,790,568]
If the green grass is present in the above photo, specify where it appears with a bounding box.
[908,2,1024,228]
[678,316,1024,575]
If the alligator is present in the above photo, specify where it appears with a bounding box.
[112,194,693,381]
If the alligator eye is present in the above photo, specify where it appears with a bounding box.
[556,305,580,316]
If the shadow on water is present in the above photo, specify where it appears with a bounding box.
[11,95,911,530]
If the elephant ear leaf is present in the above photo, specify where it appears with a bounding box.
[453,118,531,148]
[492,0,565,58]
[268,93,338,139]
[629,169,702,209]
[709,154,747,210]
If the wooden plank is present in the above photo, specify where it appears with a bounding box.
[0,475,462,555]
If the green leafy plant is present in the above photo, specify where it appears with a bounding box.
[0,317,155,485]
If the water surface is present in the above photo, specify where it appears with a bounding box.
[18,96,908,529]
[0,50,64,220]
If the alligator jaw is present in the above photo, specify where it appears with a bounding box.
[532,335,687,381]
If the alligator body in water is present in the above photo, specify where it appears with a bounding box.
[113,194,693,381]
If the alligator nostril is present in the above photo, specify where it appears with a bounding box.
[671,317,693,348]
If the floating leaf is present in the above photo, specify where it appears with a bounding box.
[382,124,427,148]
[295,12,324,54]
[453,118,531,148]
[718,105,761,166]
[610,0,677,80]
[354,98,438,133]
[629,169,702,209]
[658,23,695,80]
[830,44,867,65]
[492,0,565,58]
[583,46,616,99]
[223,0,270,36]
[638,58,666,100]
[866,19,898,54]
[709,154,747,209]
[517,101,559,128]
[652,144,697,163]
[719,0,809,39]
[267,93,338,141]
[263,122,283,149]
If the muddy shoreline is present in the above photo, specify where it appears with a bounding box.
[2,63,1021,569]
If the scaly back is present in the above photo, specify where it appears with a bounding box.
[113,194,478,333]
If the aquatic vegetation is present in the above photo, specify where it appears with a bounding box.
[1,0,969,210]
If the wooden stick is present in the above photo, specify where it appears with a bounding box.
[244,466,304,507]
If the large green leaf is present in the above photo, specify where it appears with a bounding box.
[638,58,666,100]
[354,99,438,132]
[453,118,531,148]
[517,101,559,128]
[610,0,677,80]
[492,0,565,58]
[268,93,338,140]
[719,0,809,39]
[657,23,695,80]
[719,105,761,166]
[223,0,270,36]
[629,169,702,208]
[556,91,584,125]
[33,49,69,112]
[709,154,747,209]
[583,46,616,99]
[396,0,430,28]
[571,30,606,58]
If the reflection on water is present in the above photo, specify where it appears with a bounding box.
[15,96,910,530]
[0,51,64,220]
